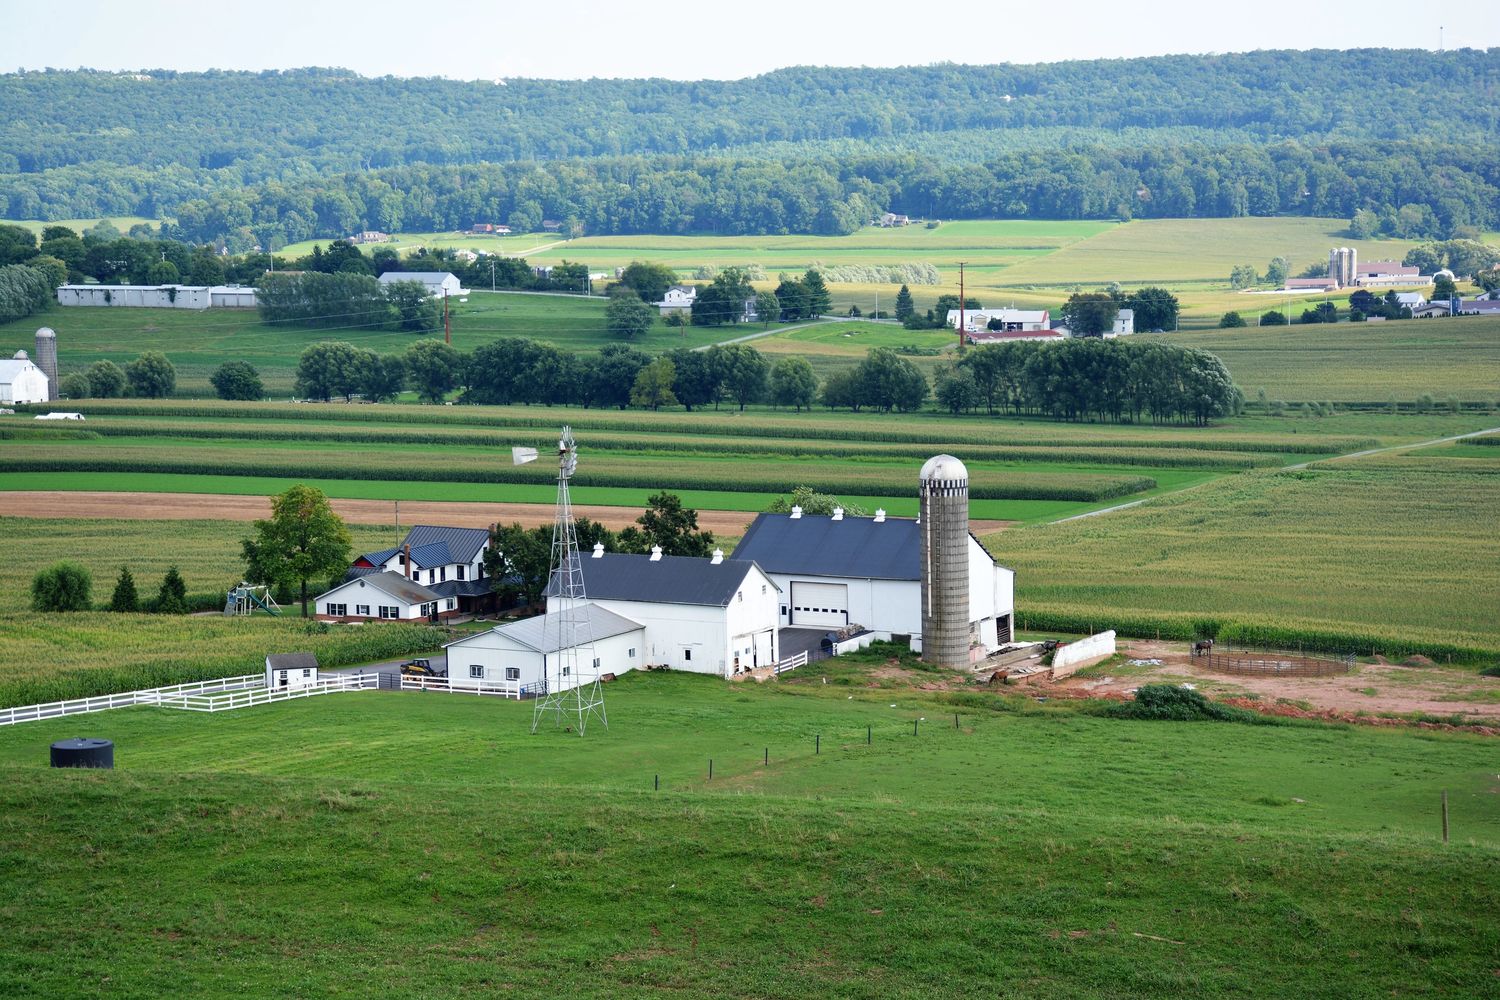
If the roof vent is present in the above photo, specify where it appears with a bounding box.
[832,507,844,521]
[874,508,886,522]
[789,506,802,519]
[711,548,724,564]
[592,542,605,558]
[12,349,26,360]
[650,545,663,561]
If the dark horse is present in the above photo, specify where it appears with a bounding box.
[1192,638,1215,657]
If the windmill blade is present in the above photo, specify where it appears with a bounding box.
[511,446,538,466]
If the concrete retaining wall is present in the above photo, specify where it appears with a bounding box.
[1051,630,1117,678]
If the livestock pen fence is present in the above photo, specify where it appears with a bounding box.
[0,673,379,726]
[1190,645,1354,678]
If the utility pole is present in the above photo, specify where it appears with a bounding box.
[490,259,497,292]
[957,261,967,352]
[443,289,451,345]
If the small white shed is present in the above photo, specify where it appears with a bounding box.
[265,652,320,690]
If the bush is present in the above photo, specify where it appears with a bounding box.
[1219,311,1246,328]
[211,361,265,401]
[1112,684,1260,723]
[31,562,93,612]
[58,372,91,399]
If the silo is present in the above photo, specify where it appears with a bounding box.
[920,454,971,668]
[34,327,57,401]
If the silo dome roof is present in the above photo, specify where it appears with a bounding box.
[35,327,55,338]
[920,454,968,481]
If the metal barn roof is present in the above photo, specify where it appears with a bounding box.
[453,604,643,654]
[546,552,769,607]
[734,512,922,581]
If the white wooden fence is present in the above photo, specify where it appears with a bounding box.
[774,651,809,675]
[0,674,262,727]
[0,672,378,726]
[399,675,537,699]
[153,673,378,712]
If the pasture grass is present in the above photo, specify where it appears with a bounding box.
[0,669,1495,997]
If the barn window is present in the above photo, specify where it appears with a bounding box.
[592,657,601,669]
[628,648,636,657]
[737,591,743,602]
[761,584,767,594]
[683,649,692,661]
[469,665,484,679]
[562,665,571,677]
[504,667,520,681]
[302,668,311,678]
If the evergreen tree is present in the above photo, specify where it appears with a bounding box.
[109,566,140,612]
[156,566,188,614]
[894,284,914,321]
[801,269,831,316]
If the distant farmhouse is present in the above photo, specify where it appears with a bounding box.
[351,231,391,245]
[315,525,495,621]
[949,306,1133,339]
[471,223,512,235]
[656,285,698,316]
[876,212,911,227]
[377,271,464,299]
[57,284,258,309]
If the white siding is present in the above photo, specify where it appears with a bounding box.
[314,577,435,620]
[446,625,642,692]
[0,363,49,404]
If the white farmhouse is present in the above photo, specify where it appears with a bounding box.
[947,308,1051,333]
[444,605,645,695]
[732,509,1014,654]
[378,271,464,298]
[655,285,697,316]
[554,547,782,676]
[0,351,50,404]
[314,571,454,621]
[348,525,494,616]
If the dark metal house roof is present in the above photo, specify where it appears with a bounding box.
[546,552,771,607]
[266,653,319,670]
[733,513,922,581]
[339,571,443,605]
[354,526,489,571]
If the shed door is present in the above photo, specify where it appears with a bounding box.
[790,582,848,627]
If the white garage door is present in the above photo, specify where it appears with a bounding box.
[790,582,848,627]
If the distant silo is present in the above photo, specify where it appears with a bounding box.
[34,327,57,401]
[920,454,970,668]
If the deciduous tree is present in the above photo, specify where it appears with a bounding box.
[241,485,353,618]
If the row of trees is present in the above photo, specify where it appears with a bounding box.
[31,563,190,613]
[932,339,1240,424]
[0,261,55,323]
[1063,287,1180,334]
[257,271,441,333]
[58,351,176,399]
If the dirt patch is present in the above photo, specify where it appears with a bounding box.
[0,491,1006,538]
[0,491,761,536]
[1055,638,1500,722]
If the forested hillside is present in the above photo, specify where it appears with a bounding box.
[2,50,1496,242]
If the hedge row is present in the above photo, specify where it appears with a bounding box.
[16,401,1369,454]
[1018,608,1499,666]
[84,419,1274,470]
[1462,434,1500,446]
[0,455,1158,503]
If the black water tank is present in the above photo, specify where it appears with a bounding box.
[50,738,114,769]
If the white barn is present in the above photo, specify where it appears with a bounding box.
[444,604,645,694]
[552,547,782,676]
[732,510,1015,654]
[0,352,50,404]
[313,571,454,621]
[265,653,320,691]
[378,271,464,298]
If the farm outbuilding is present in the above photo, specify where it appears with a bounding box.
[732,506,1014,656]
[378,271,463,298]
[265,653,320,690]
[444,604,644,694]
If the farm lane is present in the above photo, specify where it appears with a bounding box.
[0,490,1011,535]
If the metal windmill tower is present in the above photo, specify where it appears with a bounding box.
[515,427,607,735]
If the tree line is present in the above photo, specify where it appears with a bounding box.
[934,339,1240,425]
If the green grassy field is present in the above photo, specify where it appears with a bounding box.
[0,292,740,396]
[0,665,1495,997]
[9,215,158,236]
[989,448,1500,659]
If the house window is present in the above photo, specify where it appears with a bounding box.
[355,604,370,616]
[327,603,347,616]
[457,565,465,581]
[684,649,692,661]
[469,665,484,679]
[302,668,311,678]
[504,667,520,681]
[592,657,601,669]
[446,598,456,610]
[439,567,446,582]
[562,665,571,677]
[379,605,398,619]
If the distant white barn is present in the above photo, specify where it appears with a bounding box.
[0,352,49,404]
[732,509,1014,654]
[378,271,464,298]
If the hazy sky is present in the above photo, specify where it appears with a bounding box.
[2,0,1494,80]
